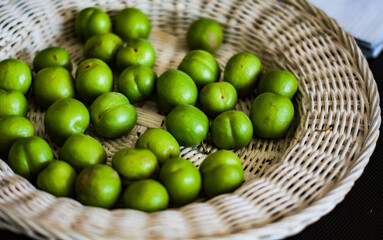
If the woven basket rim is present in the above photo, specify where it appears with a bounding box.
[0,0,381,239]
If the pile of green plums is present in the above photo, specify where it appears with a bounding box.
[0,5,298,212]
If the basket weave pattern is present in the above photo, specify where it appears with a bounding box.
[0,0,380,239]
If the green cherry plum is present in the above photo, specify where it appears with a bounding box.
[0,59,32,94]
[199,81,237,118]
[224,52,263,97]
[33,66,75,109]
[75,164,122,209]
[0,116,34,158]
[75,7,111,42]
[59,134,107,172]
[33,47,73,72]
[210,110,253,149]
[37,160,77,197]
[159,157,201,206]
[186,18,223,54]
[44,98,89,146]
[118,65,157,104]
[8,136,53,180]
[90,92,137,138]
[116,38,155,70]
[0,89,28,117]
[115,8,151,41]
[112,148,158,182]
[178,50,220,88]
[83,33,123,66]
[200,150,244,198]
[250,92,294,138]
[123,179,168,212]
[166,105,209,147]
[75,58,113,104]
[135,128,180,166]
[156,70,198,114]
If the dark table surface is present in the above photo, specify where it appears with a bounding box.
[1,53,382,240]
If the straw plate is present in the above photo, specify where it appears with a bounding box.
[0,0,380,239]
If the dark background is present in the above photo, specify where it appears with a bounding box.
[1,54,382,239]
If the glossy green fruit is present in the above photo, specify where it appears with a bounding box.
[166,105,209,147]
[75,164,122,209]
[211,110,253,149]
[178,50,220,88]
[123,179,168,212]
[90,92,137,138]
[116,38,155,70]
[159,157,201,206]
[115,8,151,41]
[0,116,34,158]
[59,134,107,172]
[0,89,28,117]
[199,81,237,118]
[75,7,111,42]
[37,160,77,197]
[156,70,198,114]
[8,136,53,180]
[75,58,113,104]
[83,33,123,65]
[250,92,294,138]
[33,47,73,72]
[33,66,75,109]
[0,59,32,94]
[112,148,158,182]
[200,150,244,197]
[224,52,263,97]
[186,18,223,54]
[257,69,298,99]
[44,98,89,145]
[135,128,180,165]
[118,65,157,104]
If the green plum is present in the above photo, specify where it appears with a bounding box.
[156,70,198,114]
[118,65,157,103]
[250,92,294,138]
[33,47,72,72]
[83,33,123,66]
[37,160,77,197]
[166,105,209,147]
[0,116,34,158]
[115,8,151,41]
[159,157,201,206]
[59,134,107,172]
[0,89,28,117]
[199,81,237,118]
[75,7,111,42]
[75,164,122,208]
[33,66,75,109]
[123,179,168,212]
[90,92,137,138]
[224,52,263,97]
[116,38,155,70]
[135,128,180,165]
[257,69,298,99]
[186,18,223,54]
[210,110,253,149]
[0,59,32,94]
[8,136,53,180]
[44,98,89,145]
[178,50,220,88]
[200,150,244,197]
[112,148,158,182]
[75,58,113,104]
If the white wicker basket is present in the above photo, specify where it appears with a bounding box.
[0,0,380,239]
